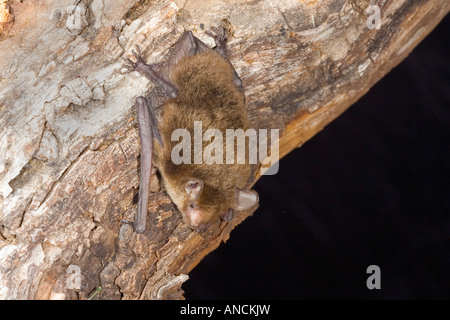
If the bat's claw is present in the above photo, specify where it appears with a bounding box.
[206,26,228,47]
[123,45,146,73]
[132,45,142,60]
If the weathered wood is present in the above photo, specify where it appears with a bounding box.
[0,0,448,299]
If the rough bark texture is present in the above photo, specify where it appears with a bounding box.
[0,0,448,300]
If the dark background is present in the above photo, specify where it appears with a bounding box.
[184,15,449,299]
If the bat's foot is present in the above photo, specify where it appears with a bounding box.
[124,46,179,98]
[123,46,150,74]
[206,26,228,57]
[206,26,243,89]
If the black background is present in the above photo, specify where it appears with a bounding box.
[184,15,450,299]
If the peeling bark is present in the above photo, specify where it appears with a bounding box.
[0,0,448,299]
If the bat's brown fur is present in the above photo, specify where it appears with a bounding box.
[154,50,252,228]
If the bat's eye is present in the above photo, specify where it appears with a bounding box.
[189,203,195,209]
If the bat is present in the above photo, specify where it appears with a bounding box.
[125,26,258,233]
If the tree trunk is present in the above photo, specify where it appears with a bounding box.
[0,0,448,299]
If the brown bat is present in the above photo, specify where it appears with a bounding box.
[125,26,258,233]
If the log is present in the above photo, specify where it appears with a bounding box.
[0,0,448,300]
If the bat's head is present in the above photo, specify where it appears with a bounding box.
[180,178,258,232]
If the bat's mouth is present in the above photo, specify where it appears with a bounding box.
[184,205,207,232]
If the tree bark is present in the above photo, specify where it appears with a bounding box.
[0,0,448,299]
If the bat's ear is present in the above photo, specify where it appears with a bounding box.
[221,208,234,221]
[185,179,204,201]
[232,189,259,210]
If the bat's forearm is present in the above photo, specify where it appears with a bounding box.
[135,97,154,233]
